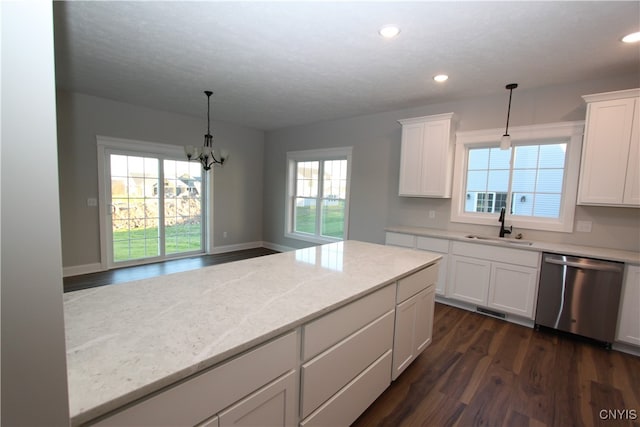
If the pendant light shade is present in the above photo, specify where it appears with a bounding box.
[185,91,228,171]
[500,83,518,150]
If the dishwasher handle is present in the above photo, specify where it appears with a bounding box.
[543,255,623,273]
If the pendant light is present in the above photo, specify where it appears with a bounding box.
[185,91,228,171]
[500,83,518,150]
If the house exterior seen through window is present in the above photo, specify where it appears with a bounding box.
[465,143,567,218]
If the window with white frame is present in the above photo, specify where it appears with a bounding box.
[451,122,584,233]
[286,148,352,243]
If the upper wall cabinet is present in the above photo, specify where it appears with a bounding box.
[578,89,640,207]
[398,113,457,198]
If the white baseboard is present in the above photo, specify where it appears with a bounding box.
[211,241,265,254]
[63,262,104,277]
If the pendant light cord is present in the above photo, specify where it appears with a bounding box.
[207,93,211,135]
[503,83,518,136]
[504,88,513,135]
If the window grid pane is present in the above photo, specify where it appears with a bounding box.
[296,161,319,198]
[465,143,566,219]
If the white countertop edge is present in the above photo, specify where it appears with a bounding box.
[385,226,640,264]
[68,249,441,425]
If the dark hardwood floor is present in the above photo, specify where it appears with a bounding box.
[353,303,640,427]
[63,247,279,292]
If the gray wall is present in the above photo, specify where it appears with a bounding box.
[264,74,640,252]
[57,90,265,269]
[1,2,70,424]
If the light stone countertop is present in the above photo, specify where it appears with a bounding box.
[385,226,640,264]
[64,240,441,425]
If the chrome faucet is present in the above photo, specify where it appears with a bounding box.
[498,207,512,238]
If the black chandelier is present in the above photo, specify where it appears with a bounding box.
[185,91,228,171]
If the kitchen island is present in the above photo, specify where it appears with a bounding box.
[65,240,441,426]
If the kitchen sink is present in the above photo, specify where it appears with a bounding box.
[464,234,534,246]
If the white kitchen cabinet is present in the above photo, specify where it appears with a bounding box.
[448,242,540,319]
[617,264,640,346]
[300,351,392,427]
[94,332,298,427]
[385,231,416,248]
[218,371,297,427]
[487,262,538,318]
[579,89,640,207]
[417,236,450,295]
[300,285,395,425]
[447,255,491,305]
[392,286,435,380]
[398,113,457,198]
[392,264,438,380]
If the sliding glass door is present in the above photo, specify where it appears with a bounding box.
[107,151,204,266]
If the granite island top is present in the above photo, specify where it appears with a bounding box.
[64,240,441,425]
[386,226,640,264]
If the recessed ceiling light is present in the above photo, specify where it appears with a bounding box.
[433,74,449,83]
[379,25,400,38]
[622,31,640,43]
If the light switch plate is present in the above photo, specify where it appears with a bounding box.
[87,198,98,207]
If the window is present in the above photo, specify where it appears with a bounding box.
[98,136,207,268]
[286,148,352,243]
[451,122,584,232]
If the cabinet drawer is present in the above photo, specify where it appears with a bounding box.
[301,310,394,418]
[94,332,297,426]
[396,263,438,303]
[303,285,395,361]
[217,371,297,427]
[385,232,416,248]
[416,236,449,253]
[451,241,539,267]
[300,350,392,427]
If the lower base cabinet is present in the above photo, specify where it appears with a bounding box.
[300,351,392,427]
[447,242,539,319]
[447,255,491,305]
[392,285,435,380]
[218,371,297,427]
[93,332,298,427]
[617,264,640,345]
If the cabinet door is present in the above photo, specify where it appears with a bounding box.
[399,122,426,196]
[218,371,297,427]
[392,286,435,380]
[415,285,435,354]
[420,119,453,197]
[447,255,491,305]
[392,293,419,380]
[623,101,640,205]
[487,262,538,318]
[617,265,640,346]
[579,97,636,205]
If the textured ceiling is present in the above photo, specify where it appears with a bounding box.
[53,1,640,131]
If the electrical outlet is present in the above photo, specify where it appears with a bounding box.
[428,210,436,219]
[576,220,592,233]
[223,231,228,239]
[87,198,97,207]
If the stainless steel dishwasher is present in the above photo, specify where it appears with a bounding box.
[535,253,624,346]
